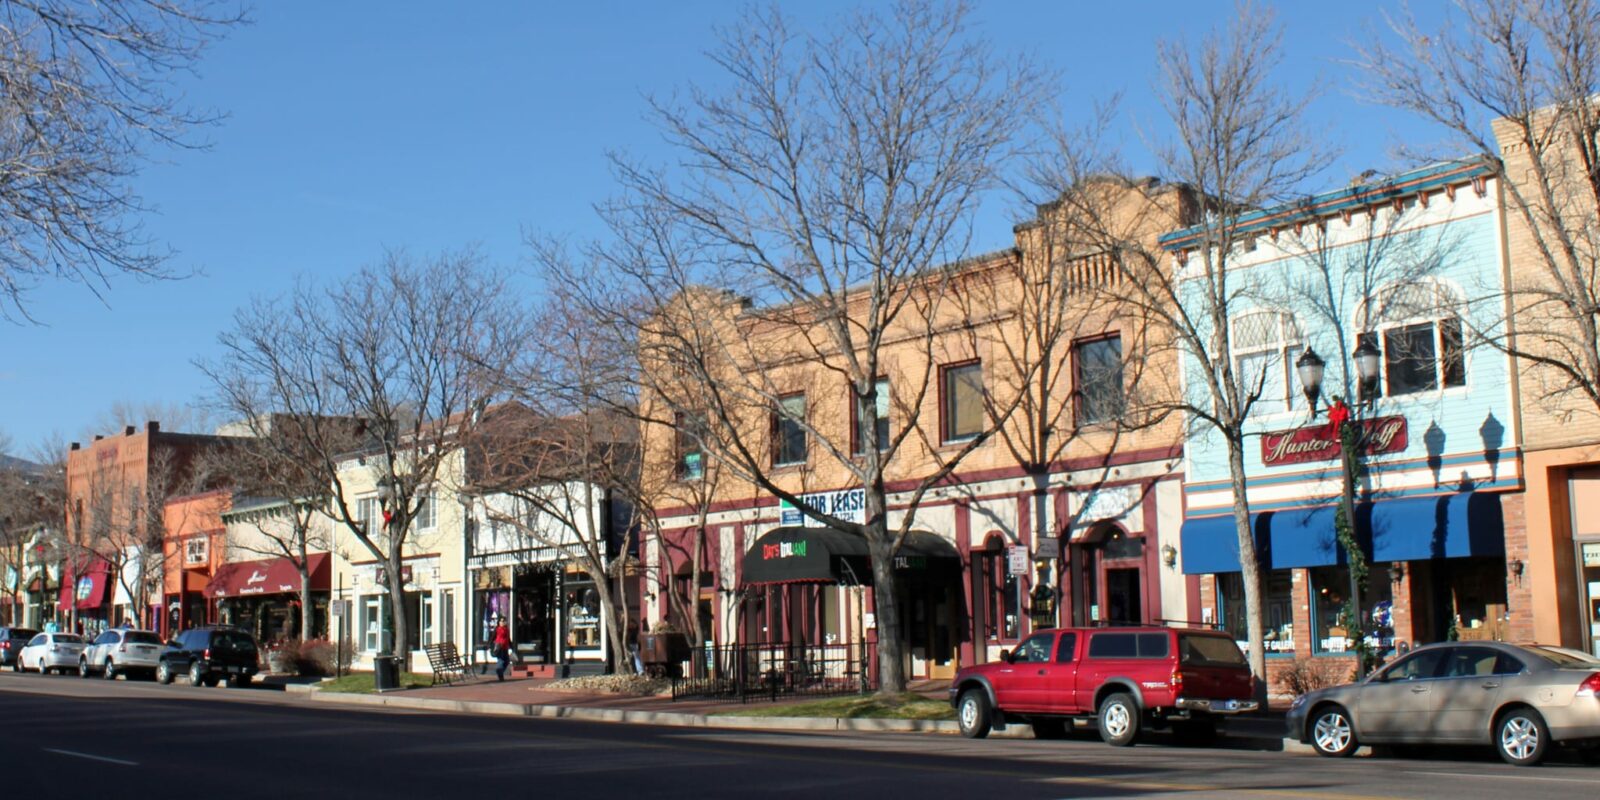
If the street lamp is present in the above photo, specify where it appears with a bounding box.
[1300,341,1381,680]
[1296,348,1326,415]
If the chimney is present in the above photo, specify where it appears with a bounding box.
[123,425,136,436]
[93,435,103,442]
[147,421,160,434]
[70,442,80,451]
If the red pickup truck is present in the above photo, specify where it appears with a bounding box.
[949,626,1259,745]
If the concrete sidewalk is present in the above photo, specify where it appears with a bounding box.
[291,673,1307,750]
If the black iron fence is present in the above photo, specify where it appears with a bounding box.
[670,642,876,702]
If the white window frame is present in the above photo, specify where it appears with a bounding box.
[1230,310,1303,415]
[361,596,384,653]
[415,493,436,530]
[355,496,379,533]
[184,536,209,566]
[1359,279,1468,398]
[421,592,436,646]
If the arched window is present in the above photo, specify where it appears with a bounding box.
[1359,279,1467,397]
[1230,310,1303,414]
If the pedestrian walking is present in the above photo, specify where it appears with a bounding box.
[492,617,512,682]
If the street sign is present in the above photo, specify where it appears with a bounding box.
[1007,545,1028,576]
[1034,538,1060,560]
[330,599,351,618]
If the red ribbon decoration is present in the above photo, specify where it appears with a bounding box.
[1327,398,1351,429]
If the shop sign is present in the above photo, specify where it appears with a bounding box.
[1259,416,1408,467]
[1582,542,1600,568]
[75,576,94,602]
[1034,537,1060,560]
[779,488,864,528]
[375,565,414,586]
[330,599,350,618]
[762,540,808,560]
[893,554,928,570]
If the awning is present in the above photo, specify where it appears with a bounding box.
[1181,491,1505,574]
[205,553,331,599]
[59,558,111,611]
[1180,513,1270,574]
[1371,491,1504,562]
[740,526,958,586]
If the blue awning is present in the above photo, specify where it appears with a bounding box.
[1371,491,1504,562]
[1182,491,1505,574]
[1180,513,1270,574]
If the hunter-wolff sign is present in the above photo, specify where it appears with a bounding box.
[1259,416,1408,467]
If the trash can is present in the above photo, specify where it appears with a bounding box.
[373,655,400,692]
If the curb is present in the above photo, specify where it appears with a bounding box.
[302,689,1314,751]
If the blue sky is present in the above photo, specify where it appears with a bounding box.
[0,1,1454,452]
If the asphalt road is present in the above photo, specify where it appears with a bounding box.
[1,671,1596,800]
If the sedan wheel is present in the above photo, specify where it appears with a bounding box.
[156,662,174,685]
[1310,705,1358,758]
[102,658,117,681]
[79,659,90,678]
[1495,708,1549,766]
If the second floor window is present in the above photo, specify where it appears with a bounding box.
[1074,335,1124,426]
[772,394,807,466]
[853,378,891,455]
[942,362,984,443]
[1361,279,1468,397]
[675,412,705,480]
[355,496,379,532]
[415,493,436,529]
[1231,311,1303,414]
[184,536,208,566]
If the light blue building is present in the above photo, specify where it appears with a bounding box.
[1166,159,1523,675]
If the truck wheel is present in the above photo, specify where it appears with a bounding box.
[1097,692,1139,747]
[1310,704,1358,758]
[189,662,206,687]
[957,689,992,739]
[1031,719,1068,740]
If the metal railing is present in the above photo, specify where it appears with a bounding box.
[671,642,875,702]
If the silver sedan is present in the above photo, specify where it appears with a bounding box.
[1287,641,1600,765]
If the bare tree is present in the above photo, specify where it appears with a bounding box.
[0,0,244,320]
[556,1,1048,694]
[204,250,518,664]
[0,449,63,622]
[1356,0,1600,425]
[1046,6,1331,685]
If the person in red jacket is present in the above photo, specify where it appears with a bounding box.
[492,618,512,681]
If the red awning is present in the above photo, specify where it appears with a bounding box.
[59,557,112,611]
[205,553,330,599]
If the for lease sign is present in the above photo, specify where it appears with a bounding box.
[779,488,865,527]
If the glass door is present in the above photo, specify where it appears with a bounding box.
[1578,541,1600,658]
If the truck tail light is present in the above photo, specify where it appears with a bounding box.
[203,648,211,661]
[1577,672,1600,698]
[1171,669,1185,692]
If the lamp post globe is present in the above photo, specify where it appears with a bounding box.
[1296,348,1326,415]
[1353,339,1381,402]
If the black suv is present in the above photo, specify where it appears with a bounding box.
[0,627,39,669]
[156,626,261,688]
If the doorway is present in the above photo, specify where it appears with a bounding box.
[1105,568,1142,625]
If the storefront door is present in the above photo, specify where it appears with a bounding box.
[1578,540,1600,658]
[514,569,557,663]
[1104,568,1142,626]
[1572,468,1600,657]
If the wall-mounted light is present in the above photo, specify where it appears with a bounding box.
[1510,559,1524,582]
[1390,562,1406,584]
[1160,543,1177,568]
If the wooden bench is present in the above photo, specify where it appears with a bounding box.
[423,642,472,686]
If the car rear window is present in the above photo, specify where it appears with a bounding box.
[212,631,257,654]
[53,634,83,644]
[125,632,162,645]
[8,629,38,640]
[1179,634,1247,667]
[1525,645,1600,669]
[1088,632,1170,659]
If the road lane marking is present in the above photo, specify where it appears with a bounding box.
[1407,770,1599,784]
[42,748,139,766]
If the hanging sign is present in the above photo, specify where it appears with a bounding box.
[1582,542,1600,568]
[1259,416,1408,467]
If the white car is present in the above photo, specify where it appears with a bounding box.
[80,628,164,680]
[19,633,87,674]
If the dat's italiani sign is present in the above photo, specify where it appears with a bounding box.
[1259,416,1408,467]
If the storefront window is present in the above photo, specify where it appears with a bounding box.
[361,596,383,652]
[1218,571,1295,655]
[476,589,509,647]
[421,593,436,646]
[982,549,1018,641]
[565,574,602,652]
[1310,566,1394,655]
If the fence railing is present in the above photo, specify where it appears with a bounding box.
[670,642,875,702]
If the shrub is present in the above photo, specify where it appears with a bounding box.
[1278,657,1352,697]
[266,638,341,676]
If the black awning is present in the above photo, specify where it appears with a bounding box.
[740,526,959,587]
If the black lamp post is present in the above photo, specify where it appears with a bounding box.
[374,473,400,682]
[1300,341,1384,678]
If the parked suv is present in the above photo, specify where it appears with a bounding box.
[81,628,164,680]
[950,626,1259,746]
[156,626,261,688]
[0,627,39,669]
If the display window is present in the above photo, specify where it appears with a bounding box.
[1218,570,1296,655]
[1310,566,1394,655]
